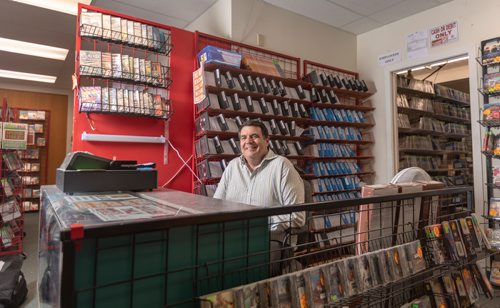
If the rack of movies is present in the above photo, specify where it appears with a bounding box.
[198,213,495,307]
[194,64,375,199]
[396,74,472,186]
[77,8,173,119]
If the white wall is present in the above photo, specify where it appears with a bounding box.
[357,0,500,212]
[184,0,232,39]
[187,0,358,72]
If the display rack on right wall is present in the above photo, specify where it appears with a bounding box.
[478,36,500,238]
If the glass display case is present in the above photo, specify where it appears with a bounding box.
[38,186,269,308]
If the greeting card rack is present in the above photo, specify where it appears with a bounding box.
[0,98,25,256]
[14,108,50,212]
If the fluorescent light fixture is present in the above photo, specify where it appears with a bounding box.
[0,37,68,61]
[82,132,166,143]
[10,0,92,15]
[0,69,56,83]
[396,56,469,74]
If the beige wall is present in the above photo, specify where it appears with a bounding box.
[187,0,358,72]
[357,0,500,214]
[185,0,232,38]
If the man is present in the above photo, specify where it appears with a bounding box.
[214,119,305,275]
[214,119,305,230]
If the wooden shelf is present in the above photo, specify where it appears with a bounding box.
[311,120,374,129]
[309,101,374,112]
[197,107,311,126]
[195,130,309,142]
[304,172,374,179]
[398,127,469,138]
[313,138,374,145]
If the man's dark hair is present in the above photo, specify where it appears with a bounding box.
[238,119,269,139]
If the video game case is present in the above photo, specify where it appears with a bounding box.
[269,119,279,135]
[319,73,329,87]
[213,69,222,87]
[356,254,375,291]
[216,114,229,131]
[327,89,338,104]
[441,274,460,308]
[425,279,448,308]
[234,116,243,129]
[217,91,229,109]
[262,78,271,94]
[234,283,261,308]
[361,80,369,92]
[281,101,290,117]
[326,261,347,303]
[292,272,310,308]
[278,120,289,135]
[224,71,235,89]
[271,99,281,115]
[461,267,480,304]
[396,245,411,277]
[255,76,264,93]
[259,98,269,114]
[291,102,300,118]
[278,81,287,96]
[471,214,490,250]
[442,221,461,261]
[229,93,240,110]
[270,79,279,96]
[257,280,273,308]
[424,224,448,266]
[376,249,394,284]
[449,220,467,258]
[237,73,248,91]
[341,78,351,90]
[458,218,476,256]
[295,85,306,99]
[294,141,304,155]
[229,138,240,154]
[306,267,329,308]
[199,289,235,308]
[289,121,296,137]
[310,88,320,102]
[386,248,403,281]
[271,275,294,308]
[404,240,426,273]
[246,75,256,92]
[451,272,471,308]
[244,96,254,112]
[343,257,362,295]
[319,89,329,103]
[469,263,493,299]
[280,141,290,155]
[464,217,482,252]
[213,136,223,154]
[299,104,309,118]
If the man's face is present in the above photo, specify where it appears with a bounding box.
[239,125,269,162]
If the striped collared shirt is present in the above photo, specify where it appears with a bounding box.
[214,150,305,230]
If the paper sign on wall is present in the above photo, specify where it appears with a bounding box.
[430,21,458,48]
[407,31,428,60]
[193,65,205,105]
[378,50,401,66]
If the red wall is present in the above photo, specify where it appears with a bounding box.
[72,24,195,192]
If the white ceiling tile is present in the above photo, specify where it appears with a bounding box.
[341,18,383,35]
[264,0,362,27]
[92,0,217,28]
[327,0,405,16]
[370,0,442,25]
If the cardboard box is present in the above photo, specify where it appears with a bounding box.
[198,46,241,68]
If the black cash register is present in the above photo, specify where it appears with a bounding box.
[56,152,157,193]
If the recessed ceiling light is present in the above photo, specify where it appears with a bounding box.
[0,69,57,83]
[0,37,68,61]
[10,0,92,15]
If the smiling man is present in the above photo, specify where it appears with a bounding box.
[213,119,305,230]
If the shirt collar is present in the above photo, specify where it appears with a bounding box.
[239,149,278,167]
